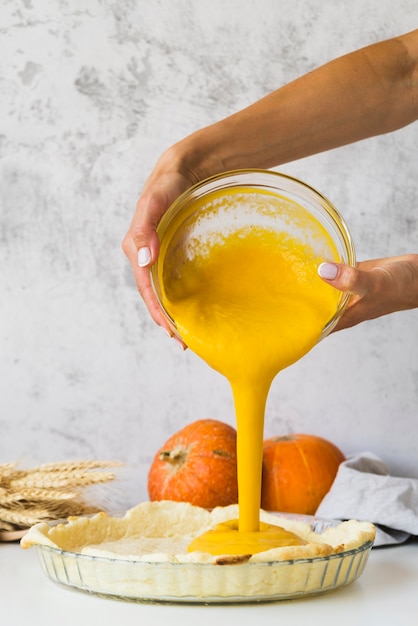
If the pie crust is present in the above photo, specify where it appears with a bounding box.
[21,500,376,602]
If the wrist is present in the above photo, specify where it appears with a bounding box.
[172,124,233,183]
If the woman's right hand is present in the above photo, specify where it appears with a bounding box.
[122,147,198,338]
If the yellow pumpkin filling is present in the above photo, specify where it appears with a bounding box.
[187,519,307,556]
[157,187,341,555]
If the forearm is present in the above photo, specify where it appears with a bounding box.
[125,30,418,331]
[175,29,418,177]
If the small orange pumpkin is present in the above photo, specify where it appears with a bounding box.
[261,434,345,515]
[148,419,238,509]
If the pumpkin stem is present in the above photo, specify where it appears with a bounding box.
[271,435,295,442]
[159,446,187,467]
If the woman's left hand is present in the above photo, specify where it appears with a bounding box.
[318,254,418,331]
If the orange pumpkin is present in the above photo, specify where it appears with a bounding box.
[261,434,345,515]
[148,419,238,509]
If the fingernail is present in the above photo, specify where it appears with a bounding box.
[161,326,172,339]
[318,262,339,280]
[138,247,151,267]
[175,337,187,351]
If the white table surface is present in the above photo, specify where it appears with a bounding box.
[1,539,417,626]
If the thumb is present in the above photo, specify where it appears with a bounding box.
[318,262,369,296]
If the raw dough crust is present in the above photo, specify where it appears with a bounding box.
[21,500,375,563]
[21,501,376,601]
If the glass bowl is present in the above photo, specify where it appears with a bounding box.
[151,169,355,340]
[24,511,373,604]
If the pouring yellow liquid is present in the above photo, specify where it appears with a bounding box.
[156,187,342,555]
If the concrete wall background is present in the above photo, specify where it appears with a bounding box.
[1,0,417,506]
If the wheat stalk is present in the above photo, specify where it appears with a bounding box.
[10,470,117,490]
[0,460,122,533]
[0,519,15,531]
[0,464,18,481]
[0,487,78,505]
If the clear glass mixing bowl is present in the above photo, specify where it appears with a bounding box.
[151,169,355,339]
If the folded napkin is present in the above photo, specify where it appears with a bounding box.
[316,452,418,546]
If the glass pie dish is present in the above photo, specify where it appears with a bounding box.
[21,502,375,604]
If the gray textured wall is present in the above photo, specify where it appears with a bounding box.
[1,0,417,506]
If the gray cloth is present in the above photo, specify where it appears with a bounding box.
[316,452,418,546]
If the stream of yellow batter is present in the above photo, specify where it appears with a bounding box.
[157,188,341,555]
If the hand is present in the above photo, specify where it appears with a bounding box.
[318,254,418,331]
[123,29,418,337]
[122,148,198,342]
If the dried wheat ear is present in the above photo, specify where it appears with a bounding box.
[0,460,122,533]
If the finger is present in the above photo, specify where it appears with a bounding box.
[121,191,167,327]
[123,234,188,348]
[133,263,166,325]
[130,262,188,349]
[122,192,166,268]
[318,262,370,296]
